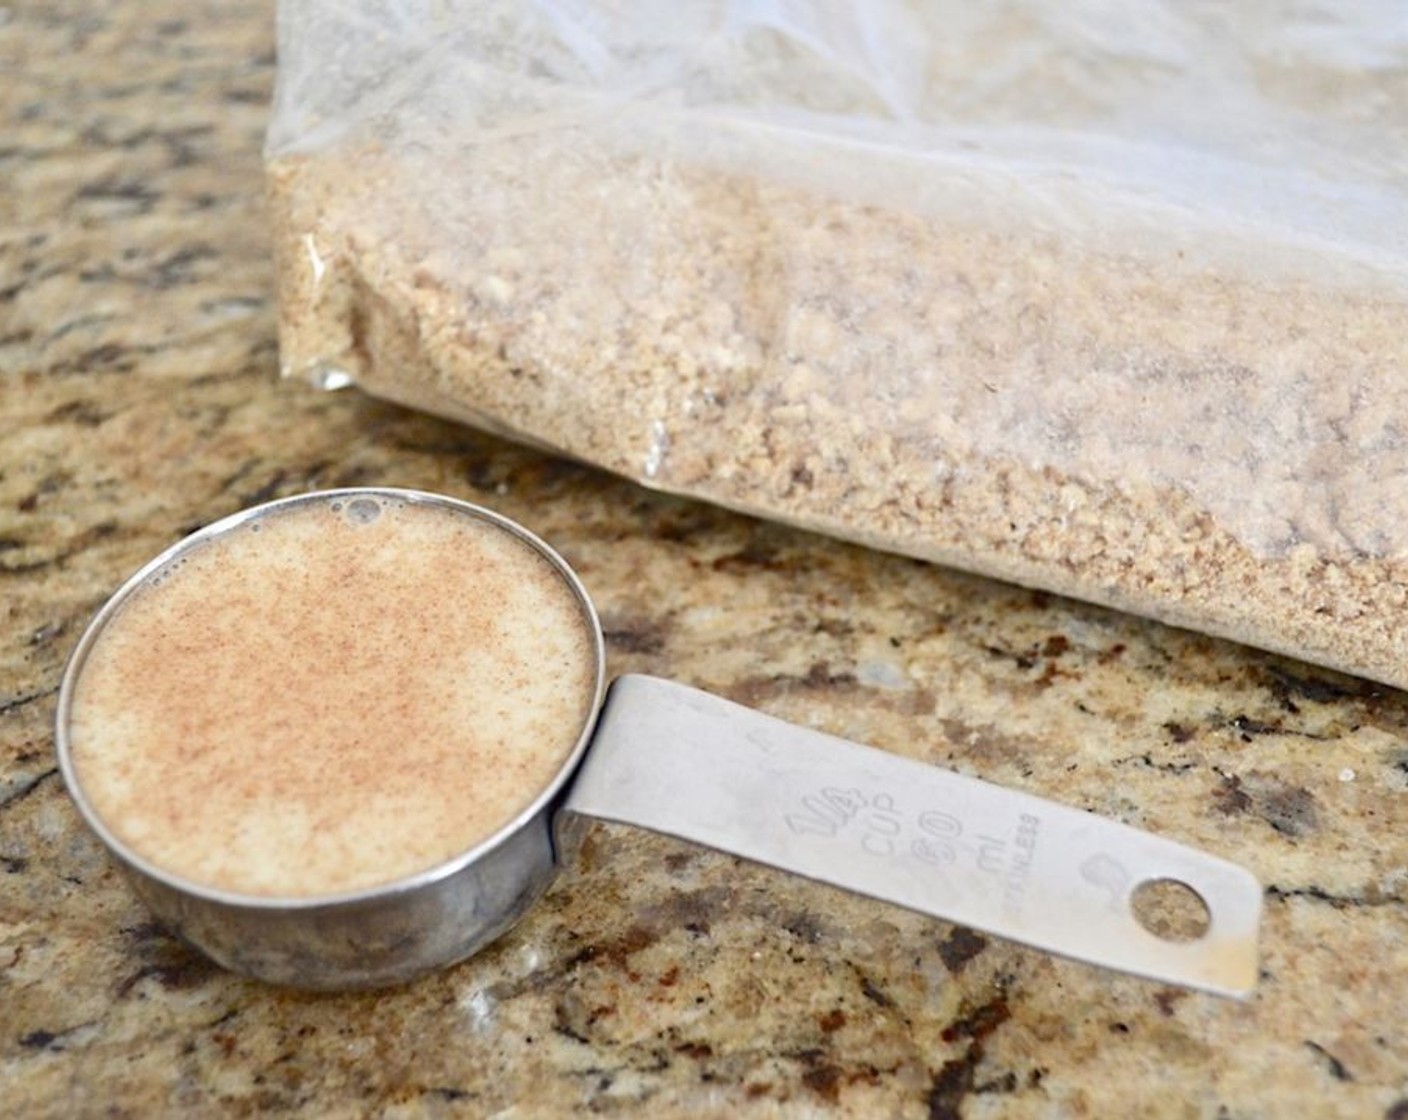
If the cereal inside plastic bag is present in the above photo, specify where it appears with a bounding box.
[266,0,1408,687]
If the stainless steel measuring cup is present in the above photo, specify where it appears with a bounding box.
[54,488,1261,996]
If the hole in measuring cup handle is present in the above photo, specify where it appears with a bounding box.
[1130,877,1213,943]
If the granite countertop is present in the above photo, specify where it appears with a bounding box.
[2,2,1405,1116]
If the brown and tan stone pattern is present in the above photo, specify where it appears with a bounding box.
[1,2,1405,1116]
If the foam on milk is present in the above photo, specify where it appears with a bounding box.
[67,495,598,898]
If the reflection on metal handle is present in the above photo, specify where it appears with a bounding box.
[562,675,1261,998]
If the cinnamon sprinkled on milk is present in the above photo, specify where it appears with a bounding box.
[68,495,597,898]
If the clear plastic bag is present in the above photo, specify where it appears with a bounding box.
[266,0,1408,688]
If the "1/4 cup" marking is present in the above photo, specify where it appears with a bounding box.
[784,785,1042,918]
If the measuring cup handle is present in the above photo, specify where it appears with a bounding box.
[559,674,1261,997]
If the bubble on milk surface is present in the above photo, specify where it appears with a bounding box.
[343,497,383,525]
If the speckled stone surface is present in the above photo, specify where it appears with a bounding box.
[2,3,1406,1117]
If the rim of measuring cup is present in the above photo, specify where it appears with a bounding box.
[53,487,608,913]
